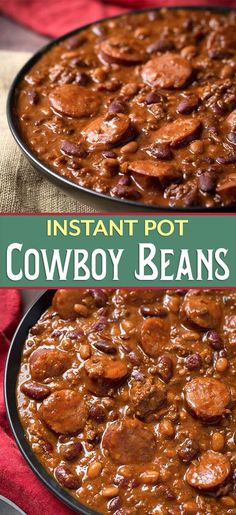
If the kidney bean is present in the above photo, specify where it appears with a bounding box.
[94,339,117,354]
[206,330,223,350]
[30,323,46,335]
[145,92,162,105]
[108,496,121,512]
[156,356,173,383]
[114,475,130,488]
[147,39,174,54]
[66,330,84,339]
[55,465,81,489]
[147,142,173,161]
[140,305,168,317]
[51,328,66,337]
[28,90,39,105]
[103,150,117,159]
[128,351,141,365]
[117,175,132,187]
[177,94,199,114]
[65,35,87,49]
[217,154,236,165]
[60,140,87,157]
[89,404,107,422]
[109,100,126,114]
[20,381,51,400]
[177,438,200,463]
[90,289,108,307]
[90,316,108,332]
[183,18,194,31]
[131,369,145,380]
[111,185,141,200]
[198,172,216,193]
[185,353,203,370]
[228,132,236,144]
[75,71,90,85]
[60,442,83,461]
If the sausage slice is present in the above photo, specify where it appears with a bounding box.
[128,160,181,184]
[52,289,89,319]
[82,114,134,149]
[141,53,193,89]
[103,418,156,463]
[100,36,145,65]
[181,290,222,329]
[184,377,230,423]
[39,389,88,434]
[141,317,169,358]
[186,451,231,491]
[49,84,100,118]
[30,347,71,381]
[85,355,129,383]
[153,118,202,149]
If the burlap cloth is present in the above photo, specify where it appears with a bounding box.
[0,50,97,213]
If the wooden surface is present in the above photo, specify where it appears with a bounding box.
[0,15,49,51]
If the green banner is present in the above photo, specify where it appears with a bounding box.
[0,214,235,287]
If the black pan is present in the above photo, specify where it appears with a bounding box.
[7,6,236,213]
[4,289,99,515]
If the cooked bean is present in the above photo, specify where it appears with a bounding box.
[211,432,225,452]
[55,465,81,489]
[185,353,202,371]
[60,442,83,461]
[177,438,199,463]
[87,461,103,479]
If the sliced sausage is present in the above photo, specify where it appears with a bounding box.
[30,347,71,381]
[84,355,129,383]
[100,36,145,65]
[141,53,193,89]
[102,418,156,463]
[39,389,88,434]
[141,317,169,358]
[153,118,202,149]
[20,381,51,400]
[52,289,89,319]
[127,160,181,185]
[226,109,236,129]
[184,377,230,423]
[217,174,236,204]
[49,84,100,118]
[207,26,236,59]
[130,377,166,418]
[186,451,231,491]
[181,290,222,329]
[82,114,134,149]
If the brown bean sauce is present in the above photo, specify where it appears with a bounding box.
[17,288,236,514]
[15,9,236,208]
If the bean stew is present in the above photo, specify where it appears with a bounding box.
[17,288,236,514]
[14,9,236,208]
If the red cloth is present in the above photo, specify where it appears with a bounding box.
[0,0,236,38]
[0,291,75,515]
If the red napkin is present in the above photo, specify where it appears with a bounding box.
[0,290,75,515]
[0,0,236,38]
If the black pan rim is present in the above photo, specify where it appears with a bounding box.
[6,5,236,213]
[4,289,100,515]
